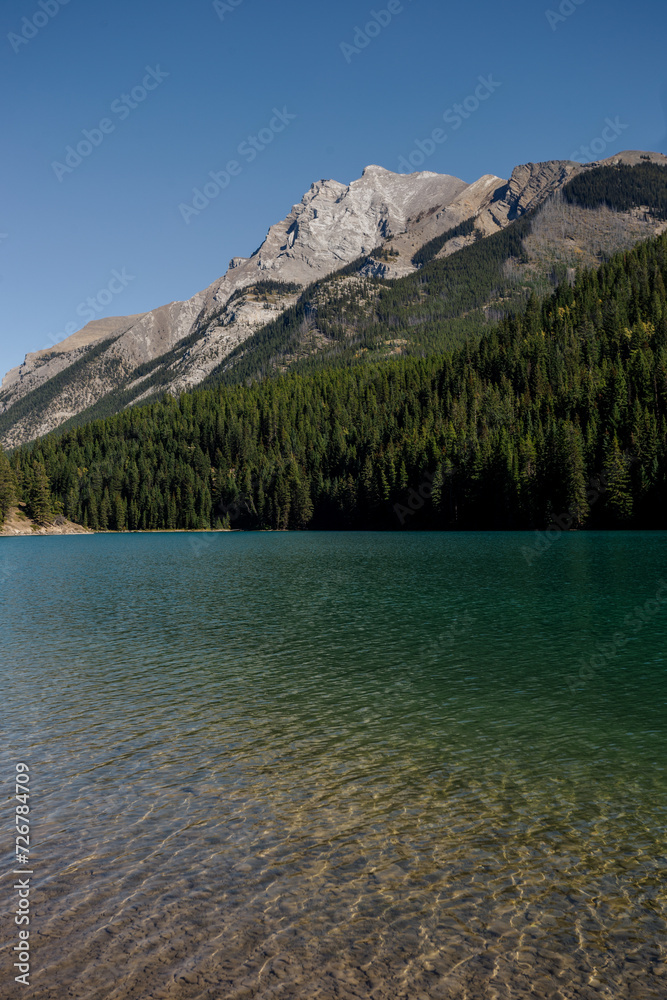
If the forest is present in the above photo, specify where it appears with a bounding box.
[3,229,667,533]
[207,164,667,387]
[563,161,667,219]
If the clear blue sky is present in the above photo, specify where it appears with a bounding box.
[1,0,666,377]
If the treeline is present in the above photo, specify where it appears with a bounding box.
[205,210,539,390]
[563,162,667,219]
[0,336,121,442]
[225,279,301,308]
[5,163,665,447]
[7,231,667,533]
[411,216,477,268]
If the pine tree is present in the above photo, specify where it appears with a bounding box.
[65,486,80,523]
[25,461,53,526]
[290,473,314,529]
[0,447,16,526]
[560,423,590,528]
[99,489,111,531]
[604,435,634,523]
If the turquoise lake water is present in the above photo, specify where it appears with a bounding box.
[2,532,667,999]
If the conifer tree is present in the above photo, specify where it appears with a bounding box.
[0,446,16,526]
[560,423,590,528]
[24,461,53,526]
[604,436,634,523]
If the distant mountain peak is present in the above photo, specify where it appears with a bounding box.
[361,164,393,176]
[3,151,667,449]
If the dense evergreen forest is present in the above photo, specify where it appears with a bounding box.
[204,164,667,388]
[3,230,667,533]
[563,161,667,219]
[203,211,537,390]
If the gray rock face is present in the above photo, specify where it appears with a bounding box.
[385,174,506,270]
[476,161,580,235]
[193,166,470,317]
[0,166,471,444]
[240,166,468,283]
[2,151,665,448]
[1,315,145,393]
[506,161,580,218]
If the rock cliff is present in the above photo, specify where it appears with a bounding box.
[2,151,666,448]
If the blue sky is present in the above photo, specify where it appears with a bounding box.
[1,0,666,378]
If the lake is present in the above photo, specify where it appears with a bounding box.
[2,531,667,999]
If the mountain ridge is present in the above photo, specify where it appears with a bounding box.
[2,149,667,449]
[7,226,667,534]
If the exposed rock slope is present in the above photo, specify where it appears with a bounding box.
[0,168,473,444]
[2,151,667,449]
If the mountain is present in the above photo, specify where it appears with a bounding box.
[7,228,667,533]
[2,150,667,449]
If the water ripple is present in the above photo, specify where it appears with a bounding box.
[2,532,667,998]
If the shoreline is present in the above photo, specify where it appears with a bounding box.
[3,525,666,539]
[0,508,92,537]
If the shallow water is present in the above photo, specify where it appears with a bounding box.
[2,531,667,999]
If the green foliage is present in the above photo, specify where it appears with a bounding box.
[225,279,301,308]
[604,435,634,522]
[22,460,53,526]
[11,231,667,533]
[202,210,539,389]
[563,163,667,220]
[0,446,16,525]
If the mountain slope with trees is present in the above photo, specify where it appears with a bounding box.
[6,229,667,533]
[196,162,667,387]
[3,156,667,450]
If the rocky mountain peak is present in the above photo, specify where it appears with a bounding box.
[361,164,399,177]
[505,160,580,219]
[3,150,666,449]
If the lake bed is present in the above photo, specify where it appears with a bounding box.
[2,531,667,999]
